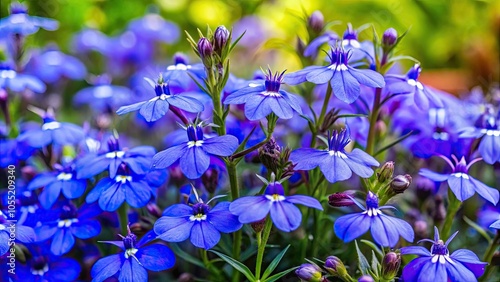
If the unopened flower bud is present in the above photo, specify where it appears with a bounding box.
[414,220,428,239]
[250,218,267,233]
[382,28,398,48]
[197,37,213,67]
[381,252,401,280]
[328,191,356,207]
[358,275,375,282]
[308,11,324,33]
[201,167,219,194]
[213,25,230,55]
[433,195,446,222]
[259,138,281,173]
[390,174,412,194]
[146,203,162,218]
[324,256,347,278]
[295,263,323,282]
[21,166,37,181]
[415,176,435,201]
[296,36,306,55]
[178,273,195,282]
[377,161,394,183]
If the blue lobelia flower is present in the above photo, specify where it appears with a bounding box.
[419,154,499,205]
[229,180,323,232]
[0,212,35,256]
[459,106,500,164]
[24,47,87,83]
[116,75,204,122]
[91,227,175,282]
[27,164,87,209]
[73,75,133,112]
[401,227,487,282]
[0,63,46,93]
[284,47,384,104]
[385,64,444,110]
[477,205,500,230]
[127,13,180,44]
[152,123,239,179]
[290,129,379,183]
[334,191,414,247]
[17,253,81,282]
[16,110,85,148]
[304,31,339,59]
[35,202,101,256]
[155,191,242,250]
[77,136,155,179]
[0,2,58,37]
[224,69,303,120]
[86,163,154,211]
[162,52,206,90]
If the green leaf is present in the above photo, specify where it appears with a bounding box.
[210,250,256,282]
[229,30,246,52]
[374,130,414,157]
[387,55,420,64]
[262,245,291,280]
[264,266,298,282]
[170,243,205,268]
[463,216,492,243]
[187,73,209,94]
[336,113,369,119]
[370,250,380,278]
[355,240,370,275]
[360,239,383,259]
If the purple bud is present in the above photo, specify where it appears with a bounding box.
[382,28,398,47]
[201,167,220,194]
[390,174,412,194]
[328,191,356,207]
[415,176,435,200]
[250,218,267,233]
[358,275,375,282]
[295,263,323,282]
[146,203,162,218]
[381,252,401,280]
[213,25,230,54]
[377,161,394,183]
[308,11,324,33]
[259,137,281,173]
[197,37,213,59]
[324,256,347,277]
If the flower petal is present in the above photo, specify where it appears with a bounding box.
[419,168,450,182]
[469,176,499,205]
[154,216,193,242]
[116,101,147,116]
[319,155,352,183]
[478,134,500,165]
[71,219,101,239]
[137,244,176,271]
[180,146,210,179]
[168,95,204,113]
[152,144,188,169]
[330,70,360,104]
[334,213,370,242]
[348,68,385,88]
[229,196,272,224]
[244,94,271,120]
[51,228,75,255]
[202,135,239,156]
[139,98,170,122]
[98,182,126,212]
[400,246,431,256]
[305,67,334,84]
[285,195,323,210]
[125,181,152,208]
[190,221,221,249]
[450,249,487,278]
[289,149,329,170]
[447,173,476,202]
[402,257,431,282]
[119,258,148,282]
[208,202,243,233]
[270,201,302,232]
[91,254,123,282]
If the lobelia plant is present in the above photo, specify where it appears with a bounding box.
[0,3,499,282]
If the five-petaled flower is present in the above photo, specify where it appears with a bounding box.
[419,154,499,205]
[290,129,379,183]
[152,123,239,179]
[284,47,385,104]
[334,191,414,247]
[223,69,303,120]
[401,227,487,282]
[229,179,323,232]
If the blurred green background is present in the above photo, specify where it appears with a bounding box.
[2,0,499,94]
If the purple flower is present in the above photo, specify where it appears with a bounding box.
[86,163,154,211]
[116,76,204,122]
[459,107,500,164]
[91,228,175,282]
[35,202,101,256]
[385,64,443,110]
[224,69,303,120]
[24,47,87,83]
[290,129,379,183]
[17,254,81,282]
[0,63,45,93]
[155,194,242,250]
[419,155,499,205]
[16,112,84,148]
[27,164,87,209]
[162,53,206,91]
[0,3,58,37]
[401,227,487,281]
[73,75,133,112]
[334,191,414,247]
[304,31,338,59]
[229,181,323,232]
[478,205,500,230]
[152,124,239,179]
[0,213,35,256]
[76,136,155,179]
[284,47,385,104]
[127,13,180,43]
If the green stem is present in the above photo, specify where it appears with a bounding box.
[200,249,222,279]
[228,160,242,282]
[366,87,382,155]
[441,191,461,239]
[311,83,333,147]
[310,175,326,257]
[255,217,273,280]
[481,230,500,281]
[117,203,129,235]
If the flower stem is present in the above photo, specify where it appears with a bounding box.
[255,217,273,280]
[481,231,500,281]
[441,190,461,239]
[227,160,242,282]
[117,203,129,235]
[366,87,382,155]
[311,83,333,147]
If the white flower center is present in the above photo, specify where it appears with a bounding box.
[57,218,79,228]
[431,254,453,264]
[261,91,282,97]
[125,248,139,259]
[11,14,27,24]
[115,175,132,184]
[187,140,204,148]
[94,86,113,98]
[57,172,73,181]
[42,121,61,131]
[328,64,348,71]
[452,172,469,180]
[189,214,207,221]
[167,64,191,71]
[265,194,286,202]
[249,83,261,88]
[0,69,17,79]
[407,79,424,90]
[105,151,125,159]
[342,39,361,49]
[31,264,49,276]
[0,224,5,231]
[480,129,500,137]
[328,150,347,158]
[363,208,382,217]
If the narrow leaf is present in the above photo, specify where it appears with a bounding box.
[262,245,291,280]
[463,216,492,243]
[210,250,256,282]
[355,240,370,275]
[264,266,298,282]
[370,250,380,278]
[170,243,205,268]
[374,130,414,157]
[361,239,383,259]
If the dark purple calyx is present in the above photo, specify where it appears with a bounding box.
[453,157,468,174]
[31,256,49,276]
[343,23,357,40]
[406,64,422,81]
[475,107,498,130]
[328,48,350,69]
[430,240,449,256]
[123,232,138,250]
[173,52,189,65]
[154,79,171,97]
[365,191,379,209]
[60,204,78,221]
[192,202,210,216]
[265,181,285,196]
[264,69,286,93]
[328,129,350,152]
[107,136,121,152]
[10,3,28,14]
[187,125,204,142]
